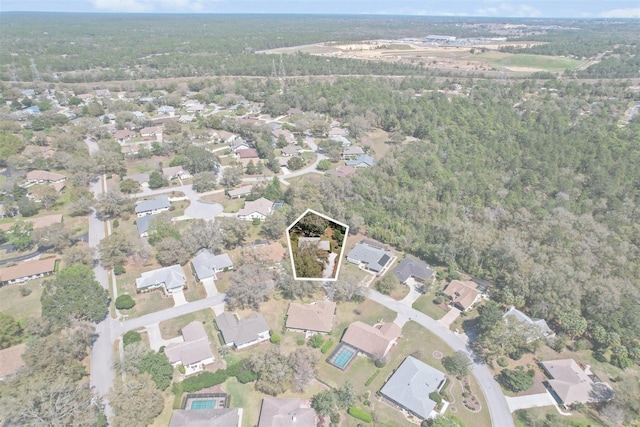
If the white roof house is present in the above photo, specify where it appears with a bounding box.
[191,249,234,281]
[135,195,171,217]
[135,265,186,293]
[216,312,270,349]
[504,306,555,340]
[237,197,273,221]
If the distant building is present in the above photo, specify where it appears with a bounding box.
[25,170,66,184]
[237,197,273,221]
[226,185,253,199]
[345,154,376,168]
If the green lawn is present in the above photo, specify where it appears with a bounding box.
[514,407,605,427]
[158,309,218,343]
[411,287,448,320]
[475,52,586,71]
[0,279,44,320]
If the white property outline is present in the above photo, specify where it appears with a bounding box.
[286,208,349,282]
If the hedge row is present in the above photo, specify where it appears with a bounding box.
[348,406,373,423]
[320,339,334,354]
[176,361,256,393]
[365,370,380,386]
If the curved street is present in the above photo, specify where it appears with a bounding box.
[367,290,515,427]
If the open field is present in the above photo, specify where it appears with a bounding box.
[0,279,44,320]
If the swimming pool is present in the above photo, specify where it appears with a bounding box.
[327,343,357,370]
[189,399,217,410]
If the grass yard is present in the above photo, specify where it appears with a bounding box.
[411,287,448,320]
[361,128,392,158]
[159,309,218,343]
[0,279,44,320]
[389,283,410,300]
[223,198,244,213]
[514,407,605,427]
[474,52,586,71]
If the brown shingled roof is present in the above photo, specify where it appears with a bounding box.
[286,301,336,333]
[0,343,26,379]
[341,321,401,359]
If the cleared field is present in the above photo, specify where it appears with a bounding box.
[474,52,586,71]
[0,279,44,320]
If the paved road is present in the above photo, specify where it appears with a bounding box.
[130,183,224,220]
[367,290,515,427]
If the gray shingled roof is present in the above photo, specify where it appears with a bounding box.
[345,154,376,167]
[258,398,316,427]
[136,214,155,236]
[216,312,269,347]
[504,306,554,338]
[191,249,233,281]
[394,255,434,283]
[170,408,240,427]
[135,265,185,292]
[346,242,393,272]
[135,195,170,214]
[380,356,445,419]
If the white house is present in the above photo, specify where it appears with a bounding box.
[216,312,270,349]
[135,265,186,294]
[237,197,273,221]
[191,249,234,285]
[135,195,171,217]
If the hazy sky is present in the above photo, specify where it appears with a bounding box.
[0,0,639,18]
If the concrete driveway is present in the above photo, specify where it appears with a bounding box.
[400,277,422,307]
[438,307,462,328]
[145,322,184,352]
[172,290,188,306]
[505,391,556,412]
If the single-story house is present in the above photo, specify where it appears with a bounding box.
[99,113,116,123]
[330,135,351,147]
[123,172,150,186]
[271,129,296,144]
[285,301,336,334]
[342,146,365,159]
[178,115,194,123]
[140,126,163,137]
[0,343,27,380]
[157,106,175,116]
[135,195,171,217]
[297,237,331,252]
[346,240,394,274]
[219,131,240,145]
[164,321,214,374]
[76,93,94,103]
[216,312,270,350]
[393,255,434,284]
[191,249,234,282]
[346,154,377,168]
[162,165,191,180]
[237,197,273,221]
[135,264,186,294]
[135,214,157,237]
[25,170,66,184]
[237,148,259,160]
[325,165,357,178]
[286,108,303,116]
[258,398,316,427]
[541,359,614,407]
[114,129,136,143]
[341,321,401,360]
[328,127,348,137]
[442,280,482,311]
[380,356,446,420]
[170,408,241,427]
[0,257,57,286]
[281,145,302,157]
[504,306,555,341]
[185,102,205,113]
[226,185,253,199]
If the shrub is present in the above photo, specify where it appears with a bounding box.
[320,339,334,354]
[348,407,373,423]
[112,219,119,228]
[115,294,135,310]
[159,346,165,353]
[296,336,305,346]
[114,265,126,275]
[429,391,442,404]
[270,334,281,344]
[365,370,380,386]
[19,287,32,297]
[236,369,257,384]
[374,358,387,368]
[123,330,141,346]
[434,296,445,304]
[497,357,509,367]
[178,364,186,374]
[308,334,324,348]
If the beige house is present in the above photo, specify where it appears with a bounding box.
[341,321,401,360]
[164,321,215,375]
[258,398,317,427]
[541,359,614,407]
[0,343,27,380]
[25,170,66,184]
[286,301,336,334]
[442,280,482,311]
[0,258,57,285]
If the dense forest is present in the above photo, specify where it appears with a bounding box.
[277,76,640,359]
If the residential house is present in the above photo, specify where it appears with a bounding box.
[229,138,252,151]
[164,321,215,374]
[380,356,446,420]
[132,111,145,119]
[135,214,157,238]
[541,359,614,407]
[21,89,36,97]
[170,408,242,427]
[257,398,316,427]
[163,165,192,180]
[0,257,57,286]
[25,105,41,115]
[504,306,555,341]
[226,185,253,199]
[185,102,205,113]
[328,127,348,137]
[237,197,273,221]
[346,240,394,274]
[281,145,302,157]
[158,105,175,116]
[135,195,171,217]
[135,264,186,294]
[216,312,270,349]
[286,108,303,116]
[99,113,116,123]
[341,321,401,360]
[76,93,94,103]
[237,148,259,160]
[0,343,27,380]
[393,255,434,284]
[342,146,365,159]
[191,249,234,284]
[140,126,163,137]
[123,172,150,187]
[271,129,296,145]
[285,301,336,334]
[330,135,351,147]
[325,165,357,178]
[178,115,194,124]
[218,131,239,145]
[345,154,377,168]
[442,280,482,311]
[297,237,331,252]
[25,170,66,185]
[114,129,136,143]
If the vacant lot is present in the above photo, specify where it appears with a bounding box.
[0,279,44,320]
